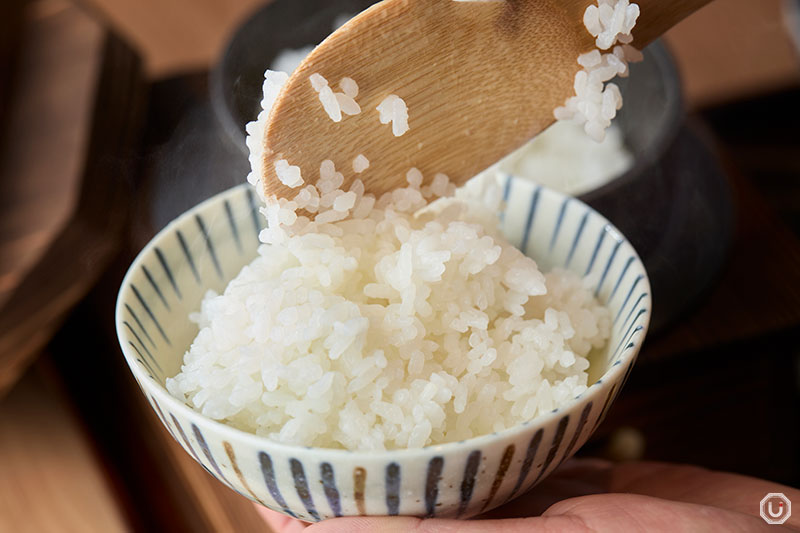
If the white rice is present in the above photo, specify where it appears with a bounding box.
[309,73,328,92]
[167,171,610,450]
[274,159,304,189]
[268,15,354,75]
[377,95,410,137]
[479,120,632,196]
[309,73,361,122]
[267,15,364,124]
[339,77,359,99]
[353,154,370,173]
[271,46,315,75]
[168,68,612,451]
[336,92,361,116]
[245,70,289,195]
[555,0,642,142]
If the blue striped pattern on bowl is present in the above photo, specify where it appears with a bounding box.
[116,177,650,520]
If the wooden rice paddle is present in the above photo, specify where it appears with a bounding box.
[260,0,712,200]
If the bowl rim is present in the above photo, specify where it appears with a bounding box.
[209,0,381,155]
[116,182,651,459]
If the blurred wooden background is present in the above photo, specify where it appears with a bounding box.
[74,0,800,106]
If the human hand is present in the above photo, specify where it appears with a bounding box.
[256,459,800,532]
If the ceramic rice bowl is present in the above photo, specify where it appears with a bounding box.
[116,176,650,520]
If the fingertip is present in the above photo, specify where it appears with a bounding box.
[306,516,424,533]
[254,504,310,533]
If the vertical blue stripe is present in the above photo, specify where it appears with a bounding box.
[155,247,181,299]
[192,424,231,486]
[520,186,542,255]
[385,463,401,515]
[585,227,607,276]
[171,414,204,466]
[457,451,482,518]
[424,457,444,518]
[142,265,170,311]
[149,397,174,438]
[565,212,589,268]
[614,275,644,323]
[609,257,634,302]
[123,323,161,372]
[131,284,170,345]
[499,173,513,224]
[124,304,155,347]
[531,415,570,487]
[290,459,320,521]
[259,452,296,518]
[502,174,513,203]
[614,322,645,359]
[225,199,243,253]
[177,230,201,284]
[196,214,223,279]
[510,429,543,498]
[320,463,342,517]
[563,402,593,458]
[620,293,648,333]
[128,343,156,377]
[595,240,622,298]
[549,198,570,252]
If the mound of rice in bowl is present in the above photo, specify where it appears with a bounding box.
[167,56,612,451]
[166,170,611,451]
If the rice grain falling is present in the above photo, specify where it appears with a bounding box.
[554,0,642,142]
